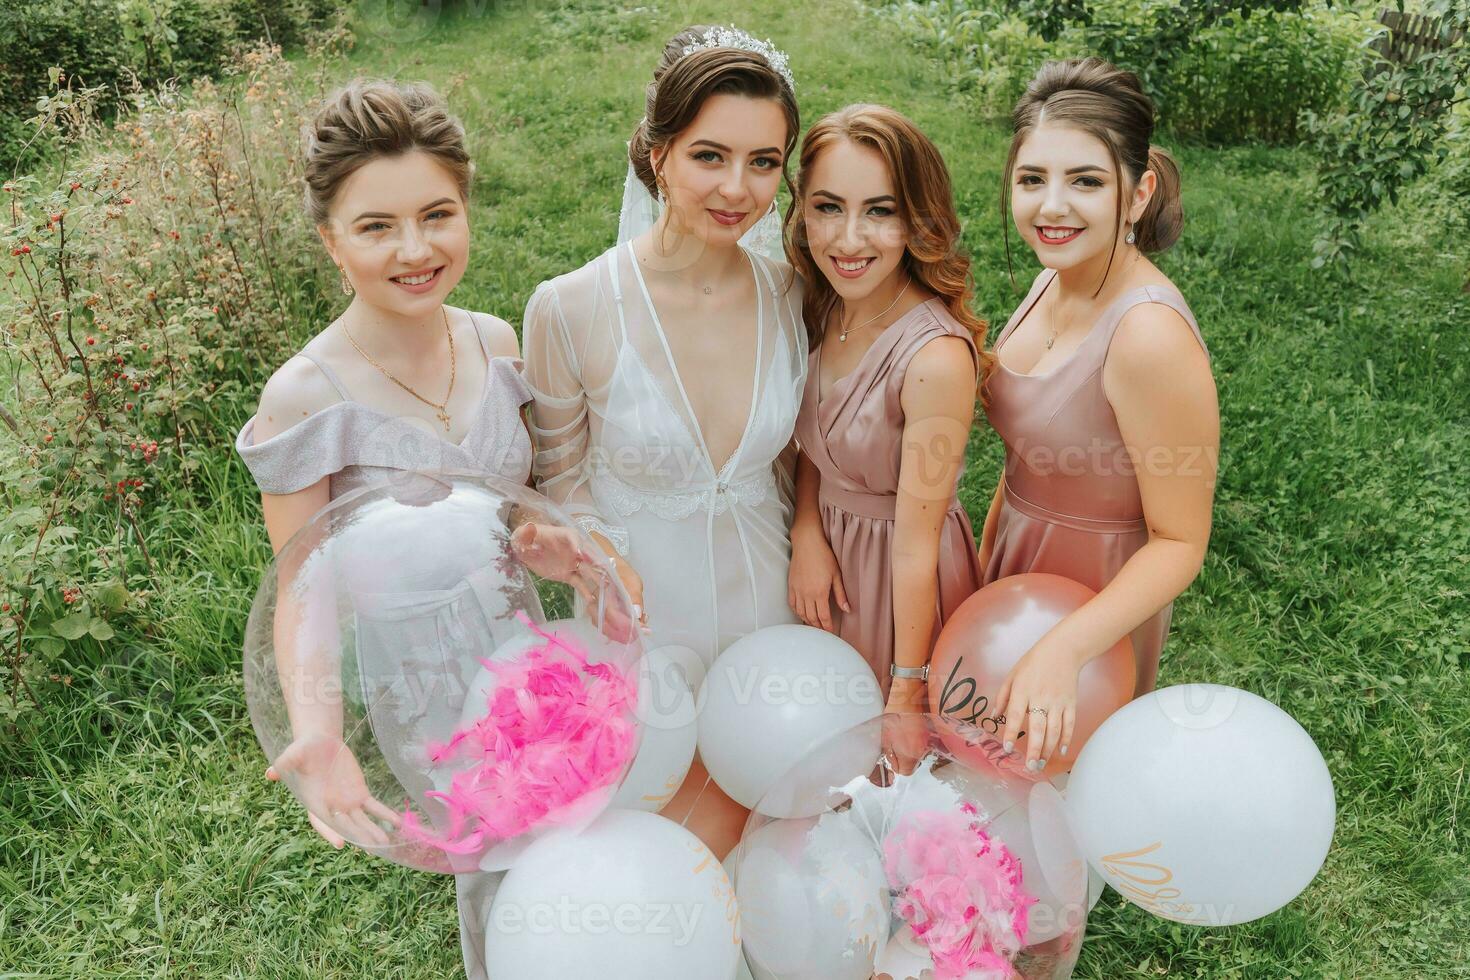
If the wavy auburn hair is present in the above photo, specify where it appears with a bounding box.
[786,103,994,400]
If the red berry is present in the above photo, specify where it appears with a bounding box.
[125,402,134,411]
[70,182,81,191]
[43,434,53,443]
[87,337,96,345]
[131,382,140,392]
[1,603,9,612]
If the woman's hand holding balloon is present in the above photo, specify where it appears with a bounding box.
[995,635,1082,773]
[512,521,647,641]
[265,732,401,849]
[880,680,930,775]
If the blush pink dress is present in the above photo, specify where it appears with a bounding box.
[794,297,985,699]
[983,267,1210,695]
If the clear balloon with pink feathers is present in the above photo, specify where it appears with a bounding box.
[243,471,646,873]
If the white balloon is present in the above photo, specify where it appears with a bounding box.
[698,625,882,813]
[484,809,741,980]
[734,815,889,980]
[872,924,933,980]
[1066,684,1336,926]
[613,646,699,813]
[1087,862,1106,912]
[1052,770,1106,912]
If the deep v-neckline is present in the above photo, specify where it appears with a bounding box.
[815,297,936,405]
[624,241,764,478]
[994,269,1090,380]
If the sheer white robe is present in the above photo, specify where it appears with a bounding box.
[523,241,807,671]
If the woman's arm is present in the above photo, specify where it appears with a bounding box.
[997,303,1218,769]
[890,336,979,712]
[976,470,1004,569]
[253,360,394,847]
[788,446,849,631]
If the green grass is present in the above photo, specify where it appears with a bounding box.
[3,0,1468,976]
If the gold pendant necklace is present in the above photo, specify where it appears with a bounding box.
[838,278,910,342]
[343,305,457,431]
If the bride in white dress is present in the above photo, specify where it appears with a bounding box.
[523,26,805,854]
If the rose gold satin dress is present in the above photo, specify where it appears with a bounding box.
[795,297,985,699]
[983,268,1210,695]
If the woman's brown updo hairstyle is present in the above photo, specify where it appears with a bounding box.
[1002,58,1184,287]
[629,26,800,216]
[787,103,995,400]
[302,78,473,228]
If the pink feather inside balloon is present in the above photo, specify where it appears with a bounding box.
[882,802,1037,980]
[399,612,639,856]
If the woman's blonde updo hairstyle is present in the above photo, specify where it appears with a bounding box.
[302,78,473,227]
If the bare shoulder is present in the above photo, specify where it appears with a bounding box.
[1108,299,1208,380]
[907,334,978,387]
[461,307,520,358]
[253,354,343,442]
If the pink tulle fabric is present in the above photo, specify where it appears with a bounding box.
[882,803,1037,980]
[399,613,639,855]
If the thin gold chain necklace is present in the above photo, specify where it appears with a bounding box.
[343,305,456,431]
[838,278,910,342]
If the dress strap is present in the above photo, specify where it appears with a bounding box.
[1097,285,1210,363]
[747,248,780,297]
[298,348,352,401]
[994,268,1057,353]
[608,246,630,345]
[467,311,492,366]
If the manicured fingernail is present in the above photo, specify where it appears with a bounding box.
[1061,744,1069,756]
[1003,741,1014,754]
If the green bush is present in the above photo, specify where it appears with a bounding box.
[871,0,1370,145]
[1083,0,1370,144]
[0,0,337,169]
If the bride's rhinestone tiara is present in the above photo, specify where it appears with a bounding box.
[680,25,795,91]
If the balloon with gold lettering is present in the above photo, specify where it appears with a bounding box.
[928,574,1135,778]
[483,809,742,979]
[1064,684,1335,926]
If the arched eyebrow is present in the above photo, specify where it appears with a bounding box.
[689,139,783,156]
[1015,164,1108,175]
[810,190,897,205]
[352,197,457,222]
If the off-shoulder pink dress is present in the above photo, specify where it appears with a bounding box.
[794,297,985,699]
[983,268,1210,695]
[235,312,531,980]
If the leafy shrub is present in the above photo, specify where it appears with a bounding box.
[0,0,339,169]
[0,35,351,724]
[870,0,1369,145]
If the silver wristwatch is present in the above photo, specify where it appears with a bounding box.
[890,663,929,682]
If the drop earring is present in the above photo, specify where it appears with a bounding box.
[1125,225,1137,246]
[337,264,354,296]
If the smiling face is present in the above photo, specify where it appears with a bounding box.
[318,150,470,316]
[800,137,909,302]
[650,93,788,248]
[1010,122,1152,274]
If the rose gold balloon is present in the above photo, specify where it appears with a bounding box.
[928,573,1134,778]
[661,754,750,861]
